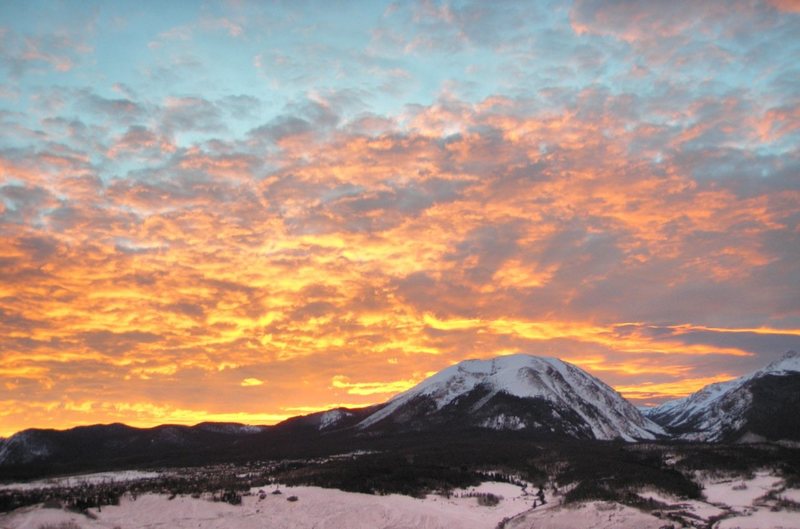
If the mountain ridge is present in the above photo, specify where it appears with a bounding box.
[354,354,662,441]
[644,350,800,441]
[3,352,799,475]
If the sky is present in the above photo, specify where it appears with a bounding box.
[0,0,799,437]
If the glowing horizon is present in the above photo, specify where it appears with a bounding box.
[1,0,799,437]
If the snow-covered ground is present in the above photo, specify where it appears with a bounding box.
[716,509,799,529]
[1,482,535,529]
[0,489,682,529]
[701,470,783,509]
[637,487,728,520]
[2,471,800,529]
[701,471,800,529]
[634,471,800,529]
[506,501,666,529]
[779,488,800,503]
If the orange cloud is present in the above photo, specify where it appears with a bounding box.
[1,90,797,437]
[615,375,737,404]
[330,375,429,396]
[769,0,800,13]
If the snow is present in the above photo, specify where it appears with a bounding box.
[648,350,800,441]
[0,482,538,529]
[4,471,800,529]
[627,471,800,529]
[759,350,800,375]
[779,488,800,503]
[0,504,90,529]
[0,431,52,465]
[196,423,266,435]
[647,377,751,441]
[636,488,727,520]
[318,409,351,430]
[0,470,162,491]
[716,509,799,529]
[480,414,527,430]
[701,471,783,509]
[691,470,800,529]
[236,425,265,434]
[652,378,739,418]
[504,501,665,529]
[455,481,527,497]
[357,354,662,440]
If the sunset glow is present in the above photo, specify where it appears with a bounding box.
[1,0,799,437]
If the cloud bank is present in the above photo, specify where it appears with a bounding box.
[0,0,798,435]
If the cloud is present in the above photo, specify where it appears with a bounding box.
[161,97,225,135]
[81,330,162,355]
[570,0,705,42]
[203,18,244,38]
[0,1,799,435]
[80,91,145,122]
[768,0,800,13]
[0,183,57,224]
[248,98,340,147]
[0,30,92,76]
[107,126,176,159]
[331,375,424,396]
[219,95,263,120]
[3,91,798,429]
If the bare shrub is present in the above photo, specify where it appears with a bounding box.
[477,493,501,506]
[37,522,82,529]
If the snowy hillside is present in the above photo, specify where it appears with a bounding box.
[358,354,663,441]
[646,350,800,441]
[0,430,54,466]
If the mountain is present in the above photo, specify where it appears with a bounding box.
[6,352,798,477]
[273,406,378,433]
[0,354,664,476]
[645,350,800,442]
[355,354,663,441]
[0,422,270,471]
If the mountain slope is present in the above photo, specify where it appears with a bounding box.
[13,352,799,477]
[273,405,379,433]
[0,422,266,468]
[0,354,665,476]
[357,354,663,441]
[645,350,800,441]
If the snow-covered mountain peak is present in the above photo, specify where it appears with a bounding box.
[759,350,800,375]
[646,350,800,441]
[406,354,573,405]
[358,354,662,441]
[318,408,354,430]
[0,430,53,465]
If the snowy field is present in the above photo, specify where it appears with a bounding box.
[1,482,534,529]
[2,471,800,528]
[633,471,800,529]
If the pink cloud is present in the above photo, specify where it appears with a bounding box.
[769,0,800,13]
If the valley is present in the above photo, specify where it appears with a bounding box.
[2,441,800,529]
